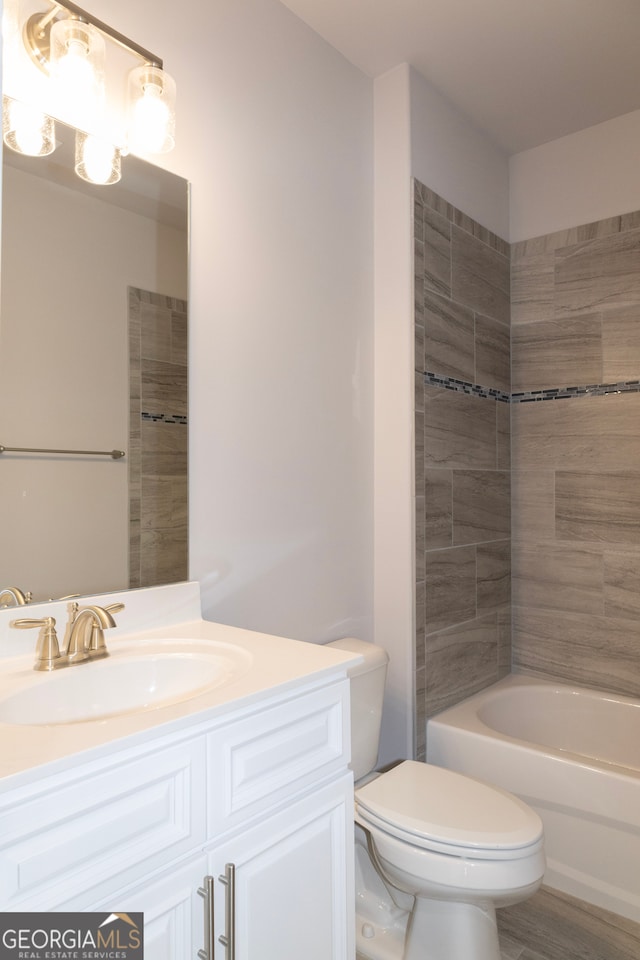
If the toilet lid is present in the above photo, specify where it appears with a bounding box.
[355,761,543,853]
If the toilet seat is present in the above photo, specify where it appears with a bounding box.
[355,761,543,860]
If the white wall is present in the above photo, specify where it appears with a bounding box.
[510,108,640,242]
[410,67,510,241]
[76,0,374,644]
[373,65,414,763]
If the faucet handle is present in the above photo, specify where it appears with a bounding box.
[104,602,125,615]
[12,616,61,671]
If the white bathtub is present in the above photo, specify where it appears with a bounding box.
[426,674,640,923]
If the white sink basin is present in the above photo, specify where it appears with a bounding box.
[0,638,253,725]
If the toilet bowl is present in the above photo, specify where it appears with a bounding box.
[327,638,545,960]
[355,760,544,960]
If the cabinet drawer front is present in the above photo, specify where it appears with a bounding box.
[0,738,206,909]
[208,681,349,833]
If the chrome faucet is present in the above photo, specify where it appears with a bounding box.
[0,586,31,608]
[11,600,125,671]
[66,602,125,663]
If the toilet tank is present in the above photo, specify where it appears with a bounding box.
[327,638,388,781]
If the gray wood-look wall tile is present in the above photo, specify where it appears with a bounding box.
[452,470,510,544]
[475,313,510,392]
[511,315,602,392]
[497,606,511,677]
[141,476,188,529]
[414,178,511,737]
[496,402,511,471]
[555,228,640,318]
[424,290,475,380]
[423,205,451,297]
[511,607,640,696]
[141,302,172,362]
[415,409,424,494]
[511,253,555,325]
[130,287,189,592]
[556,471,640,543]
[424,386,497,469]
[511,206,640,704]
[424,469,452,548]
[425,613,499,717]
[415,494,425,583]
[140,425,188,478]
[451,225,510,325]
[477,540,511,612]
[415,318,425,373]
[140,528,188,587]
[425,545,476,634]
[171,311,188,366]
[141,359,188,417]
[511,392,640,471]
[604,550,640,619]
[511,470,555,541]
[512,543,604,614]
[414,370,424,414]
[602,303,640,380]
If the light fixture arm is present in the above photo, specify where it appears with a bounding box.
[25,0,163,73]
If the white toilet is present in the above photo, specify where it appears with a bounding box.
[328,638,545,960]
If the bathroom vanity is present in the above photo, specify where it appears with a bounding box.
[0,582,358,958]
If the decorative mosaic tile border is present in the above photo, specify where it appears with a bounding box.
[141,412,188,424]
[512,381,640,402]
[424,372,640,403]
[424,371,510,402]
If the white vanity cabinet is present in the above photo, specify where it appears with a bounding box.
[207,776,352,960]
[0,675,354,960]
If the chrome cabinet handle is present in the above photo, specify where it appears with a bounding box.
[197,875,215,960]
[218,863,236,960]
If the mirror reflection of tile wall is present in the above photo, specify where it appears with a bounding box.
[129,287,188,588]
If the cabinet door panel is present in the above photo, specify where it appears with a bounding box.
[210,774,354,960]
[93,855,209,960]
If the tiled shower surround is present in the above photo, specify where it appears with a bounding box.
[415,180,640,749]
[511,216,640,699]
[414,184,640,956]
[414,181,512,760]
[129,287,188,588]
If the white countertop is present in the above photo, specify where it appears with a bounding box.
[0,582,360,792]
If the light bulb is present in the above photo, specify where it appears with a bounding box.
[50,19,105,130]
[56,37,95,89]
[75,132,121,185]
[128,65,176,154]
[132,83,170,154]
[2,97,55,156]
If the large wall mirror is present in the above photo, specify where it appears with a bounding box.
[0,120,189,602]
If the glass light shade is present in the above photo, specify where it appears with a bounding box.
[50,18,105,130]
[127,64,176,154]
[75,131,121,185]
[2,96,56,156]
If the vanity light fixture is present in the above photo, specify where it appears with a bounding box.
[3,0,176,183]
